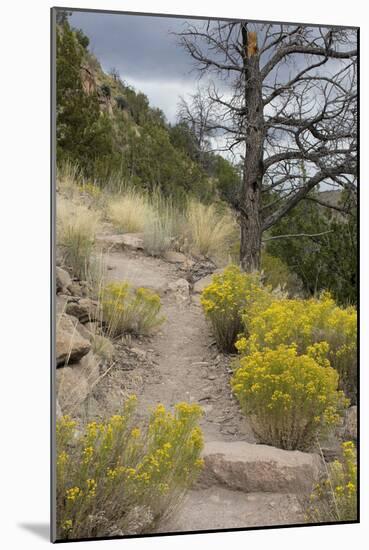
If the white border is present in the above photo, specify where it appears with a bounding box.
[1,1,366,548]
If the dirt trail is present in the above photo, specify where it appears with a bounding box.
[102,246,303,532]
[104,248,254,442]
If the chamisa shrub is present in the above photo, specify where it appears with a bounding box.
[56,396,204,539]
[100,282,165,337]
[306,441,357,522]
[237,293,357,403]
[231,345,348,450]
[201,265,271,352]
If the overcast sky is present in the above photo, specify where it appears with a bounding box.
[70,11,209,123]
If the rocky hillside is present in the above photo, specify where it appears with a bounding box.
[56,21,240,201]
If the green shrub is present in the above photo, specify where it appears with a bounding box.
[100,84,111,98]
[201,265,271,352]
[231,345,348,450]
[261,252,303,295]
[306,441,357,522]
[100,282,165,337]
[56,397,204,539]
[236,293,357,403]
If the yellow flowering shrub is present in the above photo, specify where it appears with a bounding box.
[79,181,102,199]
[100,282,165,337]
[56,396,204,540]
[237,293,357,402]
[231,345,348,450]
[201,265,272,352]
[306,441,357,522]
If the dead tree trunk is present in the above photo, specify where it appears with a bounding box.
[239,28,264,272]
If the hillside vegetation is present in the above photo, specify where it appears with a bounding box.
[56,20,357,305]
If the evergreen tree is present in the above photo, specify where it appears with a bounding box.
[56,22,114,177]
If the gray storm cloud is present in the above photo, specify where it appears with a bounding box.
[70,11,206,122]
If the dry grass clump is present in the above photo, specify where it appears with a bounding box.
[56,397,204,539]
[57,197,101,279]
[186,200,235,258]
[91,334,115,361]
[57,162,83,199]
[107,191,154,233]
[305,441,357,522]
[143,215,172,256]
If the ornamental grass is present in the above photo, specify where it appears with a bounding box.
[306,441,357,522]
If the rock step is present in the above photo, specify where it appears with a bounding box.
[96,233,144,251]
[197,441,322,494]
[162,487,304,533]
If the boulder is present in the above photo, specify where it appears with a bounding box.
[56,266,72,294]
[76,321,93,341]
[56,314,91,366]
[56,351,100,412]
[66,298,100,323]
[121,233,144,250]
[164,251,188,264]
[56,365,89,411]
[96,233,144,251]
[193,269,222,294]
[197,441,322,494]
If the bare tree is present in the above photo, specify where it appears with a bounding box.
[177,88,216,163]
[177,22,357,271]
[109,67,120,82]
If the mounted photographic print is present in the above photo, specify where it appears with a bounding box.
[51,6,359,542]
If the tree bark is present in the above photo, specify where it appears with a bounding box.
[239,27,264,272]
